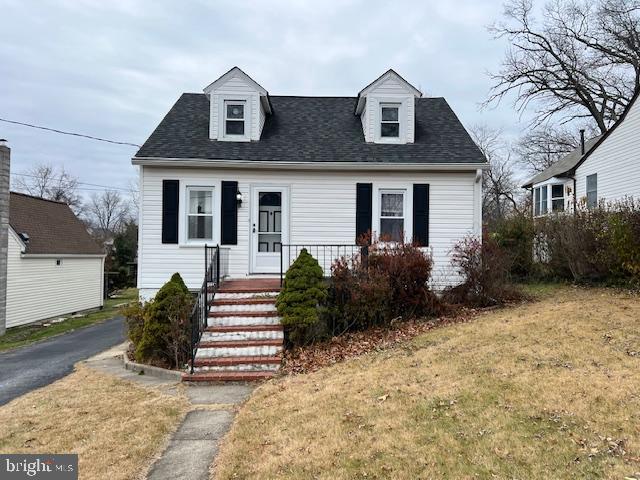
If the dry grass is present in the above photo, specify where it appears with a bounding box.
[0,365,188,480]
[214,287,640,479]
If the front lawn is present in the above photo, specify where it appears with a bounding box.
[0,364,187,480]
[0,288,137,352]
[214,287,640,479]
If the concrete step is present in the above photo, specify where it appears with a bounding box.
[215,292,280,300]
[193,355,281,372]
[201,329,283,342]
[196,340,283,358]
[208,315,281,327]
[212,297,277,306]
[210,302,277,313]
[183,371,276,382]
[209,310,279,318]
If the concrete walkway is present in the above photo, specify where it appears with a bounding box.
[84,344,255,480]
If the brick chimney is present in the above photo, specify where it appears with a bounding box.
[0,139,9,335]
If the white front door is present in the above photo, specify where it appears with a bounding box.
[250,185,289,273]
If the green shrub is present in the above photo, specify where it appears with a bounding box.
[491,213,536,279]
[125,273,193,368]
[276,249,328,345]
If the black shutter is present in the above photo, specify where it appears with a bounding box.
[413,184,429,246]
[162,180,179,244]
[221,181,238,245]
[355,183,373,244]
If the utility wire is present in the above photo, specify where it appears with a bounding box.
[0,117,141,148]
[10,172,132,192]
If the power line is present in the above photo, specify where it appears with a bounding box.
[11,172,132,192]
[0,117,141,148]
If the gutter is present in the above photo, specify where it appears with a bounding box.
[132,156,490,171]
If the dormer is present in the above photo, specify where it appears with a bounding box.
[355,69,422,144]
[203,67,272,142]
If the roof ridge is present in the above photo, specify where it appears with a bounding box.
[10,191,67,205]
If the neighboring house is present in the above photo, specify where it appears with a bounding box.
[6,192,105,328]
[523,90,640,215]
[133,67,488,300]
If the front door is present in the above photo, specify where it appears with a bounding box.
[250,186,288,273]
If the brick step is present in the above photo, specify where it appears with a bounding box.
[198,339,282,349]
[183,371,275,382]
[211,297,276,306]
[209,310,279,318]
[194,355,282,367]
[205,325,283,333]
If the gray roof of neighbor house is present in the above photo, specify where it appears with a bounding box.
[521,135,602,188]
[9,192,104,255]
[135,94,487,165]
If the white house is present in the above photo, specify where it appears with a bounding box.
[523,90,640,214]
[133,67,488,300]
[6,192,105,328]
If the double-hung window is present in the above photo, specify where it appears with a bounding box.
[551,184,564,212]
[534,186,548,216]
[586,174,597,209]
[379,189,405,241]
[224,101,245,137]
[186,187,214,241]
[380,104,400,138]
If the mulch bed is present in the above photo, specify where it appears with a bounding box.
[280,306,490,375]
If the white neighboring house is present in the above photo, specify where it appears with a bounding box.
[133,67,488,300]
[6,192,105,328]
[523,90,640,214]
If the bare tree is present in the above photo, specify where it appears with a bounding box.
[88,190,131,236]
[515,125,582,173]
[14,163,83,214]
[470,125,522,225]
[487,0,640,134]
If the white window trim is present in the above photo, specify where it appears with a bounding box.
[550,184,565,212]
[374,98,407,144]
[377,188,408,242]
[184,185,216,245]
[217,95,252,142]
[379,103,400,140]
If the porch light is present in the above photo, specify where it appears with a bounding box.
[236,191,243,206]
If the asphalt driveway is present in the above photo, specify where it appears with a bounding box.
[0,316,126,406]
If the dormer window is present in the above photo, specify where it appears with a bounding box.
[224,101,246,137]
[380,104,400,138]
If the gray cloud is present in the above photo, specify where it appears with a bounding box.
[0,0,526,198]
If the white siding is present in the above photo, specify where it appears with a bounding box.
[6,231,104,328]
[138,166,481,298]
[575,98,640,203]
[208,74,265,141]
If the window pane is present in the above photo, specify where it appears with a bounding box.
[552,185,564,198]
[587,174,597,192]
[226,120,245,135]
[541,186,548,214]
[380,218,403,242]
[552,199,564,212]
[534,188,541,216]
[226,104,244,119]
[381,193,403,217]
[189,190,212,214]
[381,107,398,121]
[188,215,212,240]
[381,123,399,138]
[587,192,597,209]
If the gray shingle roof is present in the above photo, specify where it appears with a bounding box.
[135,94,486,165]
[521,135,602,188]
[9,192,104,255]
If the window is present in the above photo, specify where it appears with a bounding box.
[551,184,565,212]
[186,187,214,241]
[224,101,245,137]
[379,189,404,241]
[534,186,548,216]
[380,104,400,138]
[586,174,597,209]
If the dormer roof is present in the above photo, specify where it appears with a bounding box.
[203,66,272,114]
[355,69,422,115]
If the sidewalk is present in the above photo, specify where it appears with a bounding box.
[84,344,255,480]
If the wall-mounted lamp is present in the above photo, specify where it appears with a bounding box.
[236,191,243,207]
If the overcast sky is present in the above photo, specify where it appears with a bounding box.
[0,0,530,199]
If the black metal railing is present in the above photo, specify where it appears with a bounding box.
[189,244,220,374]
[280,243,366,286]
